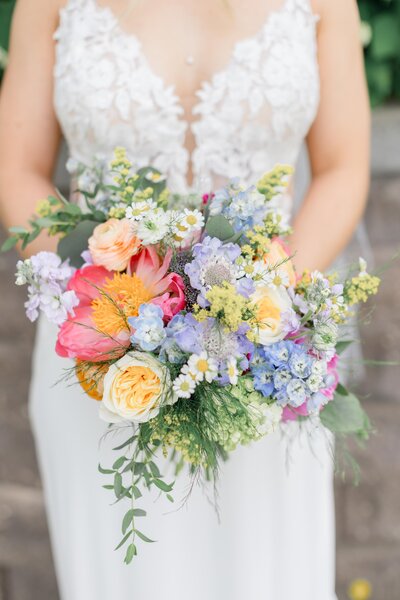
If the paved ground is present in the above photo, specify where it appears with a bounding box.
[0,169,399,599]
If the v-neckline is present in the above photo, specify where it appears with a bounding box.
[88,0,293,118]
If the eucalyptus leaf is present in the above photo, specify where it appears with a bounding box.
[153,478,174,493]
[320,392,370,435]
[124,543,137,564]
[114,472,123,498]
[133,509,146,517]
[122,509,135,535]
[114,530,132,551]
[113,456,127,470]
[8,226,28,234]
[135,529,156,543]
[205,215,235,241]
[98,464,115,475]
[1,236,18,252]
[57,220,97,267]
[113,434,136,451]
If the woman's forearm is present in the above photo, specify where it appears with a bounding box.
[0,170,58,256]
[289,165,369,274]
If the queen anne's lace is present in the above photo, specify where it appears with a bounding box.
[54,0,320,217]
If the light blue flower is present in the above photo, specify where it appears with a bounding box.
[286,379,308,408]
[288,349,313,379]
[273,368,292,391]
[307,391,328,413]
[128,303,166,352]
[253,367,275,397]
[262,341,292,367]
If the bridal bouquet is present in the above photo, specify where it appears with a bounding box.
[3,148,380,563]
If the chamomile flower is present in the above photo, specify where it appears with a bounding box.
[226,357,239,385]
[180,209,205,231]
[173,374,196,399]
[187,352,218,383]
[125,199,156,221]
[145,171,167,183]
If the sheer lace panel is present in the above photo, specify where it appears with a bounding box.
[54,0,320,209]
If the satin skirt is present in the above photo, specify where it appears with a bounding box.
[29,316,337,600]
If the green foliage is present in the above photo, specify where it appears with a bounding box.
[358,0,400,105]
[0,0,15,79]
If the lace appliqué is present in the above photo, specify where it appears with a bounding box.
[53,0,320,211]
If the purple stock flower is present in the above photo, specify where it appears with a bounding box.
[16,252,78,325]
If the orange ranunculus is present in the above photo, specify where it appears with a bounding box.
[89,218,141,271]
[75,360,110,401]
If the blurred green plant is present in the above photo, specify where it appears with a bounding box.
[0,0,15,81]
[1,0,400,106]
[359,0,400,106]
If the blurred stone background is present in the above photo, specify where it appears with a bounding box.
[0,109,399,599]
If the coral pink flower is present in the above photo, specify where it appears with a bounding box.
[128,246,186,321]
[56,265,130,362]
[66,265,111,305]
[56,305,130,362]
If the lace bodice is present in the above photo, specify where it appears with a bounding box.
[54,0,320,206]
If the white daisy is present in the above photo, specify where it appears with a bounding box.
[187,352,218,383]
[226,357,239,385]
[125,199,156,221]
[172,374,196,399]
[180,209,205,232]
[145,171,167,183]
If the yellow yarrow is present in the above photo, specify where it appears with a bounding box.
[205,282,251,331]
[345,274,380,305]
[256,165,294,200]
[108,206,126,219]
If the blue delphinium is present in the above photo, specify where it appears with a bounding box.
[251,340,330,412]
[210,179,268,232]
[128,304,166,352]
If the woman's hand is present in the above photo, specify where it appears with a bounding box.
[0,0,65,256]
[289,0,370,273]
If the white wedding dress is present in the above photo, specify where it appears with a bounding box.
[29,0,337,598]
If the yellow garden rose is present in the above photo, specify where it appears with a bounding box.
[89,218,141,272]
[250,284,292,346]
[100,352,175,423]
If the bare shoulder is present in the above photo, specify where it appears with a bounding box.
[12,0,66,35]
[313,0,360,22]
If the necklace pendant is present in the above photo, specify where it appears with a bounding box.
[185,55,195,66]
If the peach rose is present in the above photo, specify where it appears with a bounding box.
[262,238,296,287]
[89,218,141,271]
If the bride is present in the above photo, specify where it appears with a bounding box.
[0,0,369,598]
